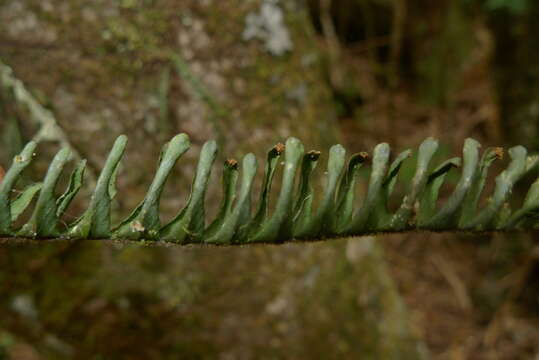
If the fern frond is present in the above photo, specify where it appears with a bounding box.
[1,134,538,244]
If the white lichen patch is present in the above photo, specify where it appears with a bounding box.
[242,0,293,56]
[131,221,145,232]
[1,2,57,42]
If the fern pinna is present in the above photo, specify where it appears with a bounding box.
[1,134,538,244]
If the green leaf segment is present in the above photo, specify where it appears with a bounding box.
[1,134,538,244]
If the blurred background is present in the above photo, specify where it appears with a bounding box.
[1,0,539,358]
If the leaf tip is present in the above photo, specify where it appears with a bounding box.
[494,147,504,160]
[274,142,285,155]
[225,158,238,169]
[307,150,321,161]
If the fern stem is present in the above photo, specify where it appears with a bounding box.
[2,134,539,244]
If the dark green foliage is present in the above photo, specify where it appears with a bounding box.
[1,134,539,244]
